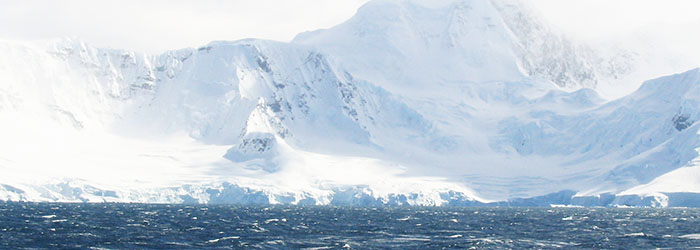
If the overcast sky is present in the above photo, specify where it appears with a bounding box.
[0,0,698,53]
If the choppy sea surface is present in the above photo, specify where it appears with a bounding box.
[1,203,700,249]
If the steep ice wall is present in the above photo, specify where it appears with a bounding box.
[0,37,479,206]
[0,39,156,131]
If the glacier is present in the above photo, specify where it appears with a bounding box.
[1,0,699,207]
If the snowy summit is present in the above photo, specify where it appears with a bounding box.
[1,0,699,207]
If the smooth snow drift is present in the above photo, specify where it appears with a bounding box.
[1,0,699,207]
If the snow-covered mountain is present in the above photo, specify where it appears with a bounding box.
[1,0,699,207]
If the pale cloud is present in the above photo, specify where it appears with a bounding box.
[0,0,698,53]
[533,0,700,40]
[0,0,370,53]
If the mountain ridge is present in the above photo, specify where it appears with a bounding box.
[0,0,699,207]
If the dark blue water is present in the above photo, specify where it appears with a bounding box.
[1,203,700,249]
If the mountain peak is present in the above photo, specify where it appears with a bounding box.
[295,0,526,96]
[295,0,612,91]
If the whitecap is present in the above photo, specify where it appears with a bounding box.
[206,236,240,243]
[397,216,411,221]
[679,234,700,240]
[623,232,646,237]
[264,218,279,224]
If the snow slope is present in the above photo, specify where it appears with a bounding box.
[1,0,699,206]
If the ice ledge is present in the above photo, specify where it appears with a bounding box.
[0,181,481,207]
[2,181,699,207]
[496,191,700,208]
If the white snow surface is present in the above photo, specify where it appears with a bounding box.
[1,0,699,206]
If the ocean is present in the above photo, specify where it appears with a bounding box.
[1,202,699,249]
